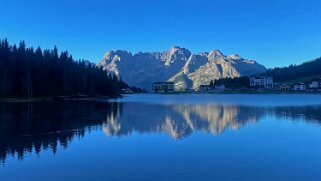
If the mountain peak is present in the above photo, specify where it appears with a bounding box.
[165,46,192,66]
[169,46,191,54]
[208,50,224,59]
[228,54,241,60]
[102,50,132,59]
[170,45,182,50]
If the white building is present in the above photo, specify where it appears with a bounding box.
[152,82,175,93]
[215,85,225,92]
[250,76,273,89]
[309,78,321,89]
[294,82,306,91]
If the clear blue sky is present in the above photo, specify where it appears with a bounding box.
[1,0,321,68]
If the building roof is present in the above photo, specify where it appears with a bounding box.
[280,83,292,86]
[200,84,211,87]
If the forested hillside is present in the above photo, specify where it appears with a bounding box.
[266,57,321,82]
[0,39,127,99]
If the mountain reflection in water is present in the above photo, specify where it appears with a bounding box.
[1,100,321,163]
[103,103,261,138]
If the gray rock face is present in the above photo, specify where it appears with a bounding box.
[97,46,267,90]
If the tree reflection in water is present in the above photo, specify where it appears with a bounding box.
[0,101,118,163]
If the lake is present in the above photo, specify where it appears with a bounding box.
[1,94,321,181]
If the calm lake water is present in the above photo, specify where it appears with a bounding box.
[1,94,321,181]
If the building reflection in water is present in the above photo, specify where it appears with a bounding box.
[1,101,321,163]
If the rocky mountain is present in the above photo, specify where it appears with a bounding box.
[97,46,267,90]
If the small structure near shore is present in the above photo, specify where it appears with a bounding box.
[293,82,306,91]
[279,83,292,91]
[199,85,212,92]
[152,82,175,93]
[199,84,225,92]
[308,78,321,90]
[214,85,225,92]
[294,82,306,91]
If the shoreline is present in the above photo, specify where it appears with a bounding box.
[144,91,321,95]
[203,90,321,94]
[0,95,120,103]
[1,92,321,102]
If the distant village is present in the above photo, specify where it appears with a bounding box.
[152,76,321,93]
[248,76,321,92]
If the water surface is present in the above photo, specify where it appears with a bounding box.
[1,94,321,180]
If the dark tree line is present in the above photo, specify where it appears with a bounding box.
[210,76,250,88]
[0,38,128,99]
[266,57,321,82]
